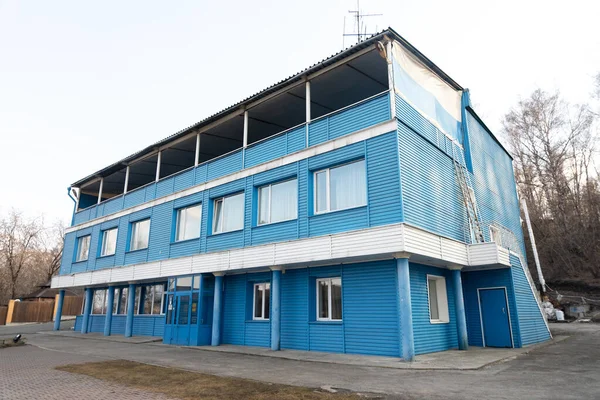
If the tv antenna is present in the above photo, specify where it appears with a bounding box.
[343,0,382,47]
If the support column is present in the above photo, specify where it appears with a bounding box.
[81,288,93,334]
[243,111,249,147]
[450,267,469,350]
[385,40,396,119]
[270,268,282,351]
[53,289,65,331]
[97,178,104,205]
[396,256,415,361]
[211,273,224,346]
[155,151,162,182]
[124,166,130,194]
[104,286,115,336]
[305,80,311,122]
[125,283,135,337]
[194,133,200,167]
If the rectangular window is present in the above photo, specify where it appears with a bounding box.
[314,160,366,214]
[100,228,118,257]
[427,275,449,323]
[92,289,107,314]
[258,179,298,225]
[130,219,150,251]
[115,287,141,315]
[212,193,244,234]
[253,282,270,320]
[76,235,91,262]
[316,277,342,321]
[142,284,166,315]
[175,204,202,242]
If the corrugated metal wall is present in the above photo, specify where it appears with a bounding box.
[509,255,551,345]
[60,131,401,276]
[461,268,521,348]
[72,93,390,227]
[73,314,164,336]
[409,263,459,354]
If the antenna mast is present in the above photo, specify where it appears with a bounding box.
[343,0,382,47]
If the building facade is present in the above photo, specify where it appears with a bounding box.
[52,28,551,360]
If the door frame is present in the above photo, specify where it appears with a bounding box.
[477,286,514,348]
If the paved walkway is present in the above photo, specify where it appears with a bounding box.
[0,345,173,400]
[21,323,599,400]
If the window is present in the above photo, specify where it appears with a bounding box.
[115,287,141,315]
[253,283,270,320]
[92,289,107,314]
[130,219,150,251]
[427,275,449,323]
[314,160,366,214]
[316,277,342,321]
[213,193,244,234]
[142,284,166,315]
[175,204,202,241]
[100,228,118,257]
[258,179,297,225]
[76,235,91,262]
[489,226,502,247]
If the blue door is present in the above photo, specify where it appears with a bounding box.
[479,288,512,348]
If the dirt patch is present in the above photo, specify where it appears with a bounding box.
[0,338,26,349]
[56,360,378,400]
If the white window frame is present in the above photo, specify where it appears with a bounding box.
[100,228,118,257]
[144,284,166,315]
[212,193,244,234]
[175,204,202,242]
[75,235,91,262]
[92,289,107,315]
[426,275,450,324]
[489,226,502,247]
[316,277,342,321]
[252,282,270,320]
[257,179,298,226]
[129,219,150,251]
[313,159,367,215]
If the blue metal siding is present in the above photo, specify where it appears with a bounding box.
[461,268,521,348]
[280,268,309,350]
[342,261,399,356]
[71,94,390,227]
[222,272,271,347]
[510,255,550,345]
[409,263,458,354]
[75,314,161,337]
[61,132,402,276]
[398,120,465,241]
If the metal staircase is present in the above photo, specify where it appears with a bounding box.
[451,143,485,244]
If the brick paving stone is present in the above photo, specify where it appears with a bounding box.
[0,345,174,400]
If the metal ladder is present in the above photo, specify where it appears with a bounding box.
[452,143,485,243]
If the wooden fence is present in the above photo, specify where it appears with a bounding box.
[61,296,83,316]
[0,306,7,325]
[11,301,55,323]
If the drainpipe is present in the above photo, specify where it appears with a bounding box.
[67,187,77,226]
[522,200,546,294]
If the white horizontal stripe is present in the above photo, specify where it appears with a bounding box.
[66,119,397,234]
[53,222,510,289]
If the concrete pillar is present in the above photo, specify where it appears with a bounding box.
[104,286,115,336]
[81,288,93,334]
[53,289,65,331]
[125,283,136,337]
[211,273,224,346]
[451,267,469,350]
[270,268,282,351]
[396,256,415,361]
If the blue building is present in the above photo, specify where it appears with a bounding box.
[52,28,550,360]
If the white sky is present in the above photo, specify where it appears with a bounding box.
[1,0,598,225]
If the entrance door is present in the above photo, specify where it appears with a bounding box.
[479,288,512,348]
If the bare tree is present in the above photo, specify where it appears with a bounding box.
[0,210,43,299]
[503,86,600,282]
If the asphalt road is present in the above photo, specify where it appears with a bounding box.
[1,322,598,399]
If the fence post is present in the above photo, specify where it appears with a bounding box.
[6,300,15,324]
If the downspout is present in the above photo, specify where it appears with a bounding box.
[67,186,77,226]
